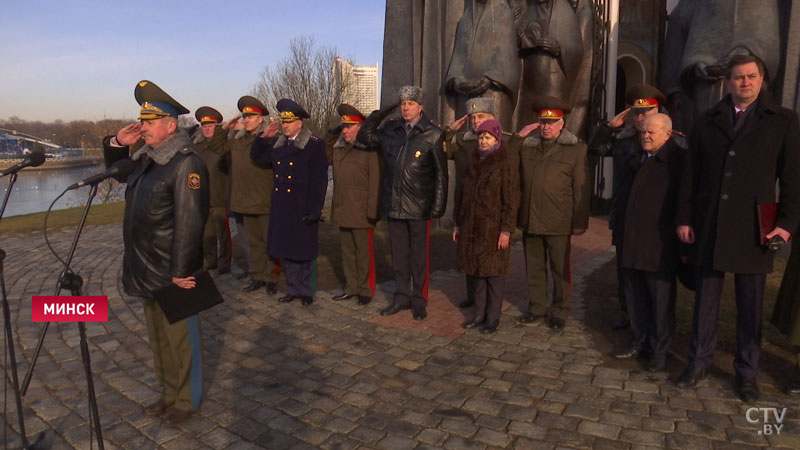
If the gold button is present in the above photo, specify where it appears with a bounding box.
[289,162,294,166]
[274,188,278,191]
[275,174,278,178]
[277,161,281,165]
[287,189,291,193]
[288,175,292,179]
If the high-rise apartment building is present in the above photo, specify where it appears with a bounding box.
[334,57,380,114]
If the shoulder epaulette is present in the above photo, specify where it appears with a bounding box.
[180,147,193,154]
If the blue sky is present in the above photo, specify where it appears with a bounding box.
[0,1,386,122]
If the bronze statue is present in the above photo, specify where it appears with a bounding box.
[516,0,594,136]
[660,0,780,132]
[444,0,521,128]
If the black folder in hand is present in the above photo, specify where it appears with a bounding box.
[153,270,224,324]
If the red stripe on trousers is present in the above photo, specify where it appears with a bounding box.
[367,228,376,296]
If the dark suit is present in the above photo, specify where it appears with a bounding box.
[677,93,800,377]
[621,139,685,357]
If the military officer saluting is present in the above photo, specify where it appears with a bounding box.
[251,99,328,305]
[326,104,381,305]
[222,96,279,295]
[193,106,232,276]
[104,80,208,425]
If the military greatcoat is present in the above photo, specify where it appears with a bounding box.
[251,126,328,261]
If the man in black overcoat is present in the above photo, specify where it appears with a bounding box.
[676,55,800,402]
[615,113,685,372]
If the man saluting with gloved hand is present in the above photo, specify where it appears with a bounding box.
[250,99,328,306]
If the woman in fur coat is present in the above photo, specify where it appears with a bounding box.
[452,119,520,333]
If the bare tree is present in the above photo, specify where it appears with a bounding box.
[251,35,354,135]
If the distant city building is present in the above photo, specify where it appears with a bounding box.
[334,57,380,114]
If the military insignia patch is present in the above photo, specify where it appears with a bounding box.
[188,173,201,190]
[414,150,421,158]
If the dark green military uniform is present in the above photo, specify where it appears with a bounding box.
[193,106,231,273]
[225,96,277,289]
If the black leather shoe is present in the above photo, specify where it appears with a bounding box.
[301,296,314,306]
[612,314,630,330]
[614,346,641,359]
[676,366,707,388]
[546,316,565,330]
[480,321,499,334]
[332,293,356,301]
[647,356,666,372]
[462,317,484,329]
[357,296,372,305]
[216,267,230,276]
[459,298,475,308]
[265,282,278,295]
[516,313,539,325]
[412,308,427,320]
[278,294,295,303]
[735,375,760,403]
[785,378,800,395]
[242,280,266,292]
[380,303,409,316]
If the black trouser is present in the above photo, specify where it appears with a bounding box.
[388,218,429,310]
[623,269,676,357]
[689,267,765,378]
[615,245,627,315]
[467,275,505,323]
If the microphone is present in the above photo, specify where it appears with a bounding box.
[67,159,137,190]
[1,151,46,176]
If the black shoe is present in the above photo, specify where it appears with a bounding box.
[380,303,409,316]
[735,375,760,403]
[265,282,278,295]
[614,346,642,359]
[459,298,475,308]
[480,321,499,334]
[216,267,230,276]
[412,308,427,320]
[647,356,666,372]
[278,294,295,303]
[785,378,800,395]
[612,314,630,330]
[357,296,372,305]
[462,317,484,329]
[332,293,357,301]
[516,313,539,325]
[301,296,314,306]
[676,366,707,388]
[546,316,565,330]
[242,280,266,292]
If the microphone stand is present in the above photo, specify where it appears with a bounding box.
[0,172,34,448]
[21,184,104,449]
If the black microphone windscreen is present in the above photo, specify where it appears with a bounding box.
[29,151,46,167]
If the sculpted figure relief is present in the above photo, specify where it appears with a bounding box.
[444,0,521,128]
[660,0,780,132]
[516,0,594,136]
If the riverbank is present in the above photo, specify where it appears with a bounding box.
[0,200,124,235]
[0,156,103,171]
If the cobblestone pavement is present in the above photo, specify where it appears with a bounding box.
[1,218,799,449]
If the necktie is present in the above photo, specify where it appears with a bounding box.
[406,124,413,134]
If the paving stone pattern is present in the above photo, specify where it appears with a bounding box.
[0,217,798,449]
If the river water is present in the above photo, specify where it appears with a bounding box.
[0,165,113,217]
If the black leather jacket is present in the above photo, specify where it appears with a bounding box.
[357,108,447,220]
[103,134,209,298]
